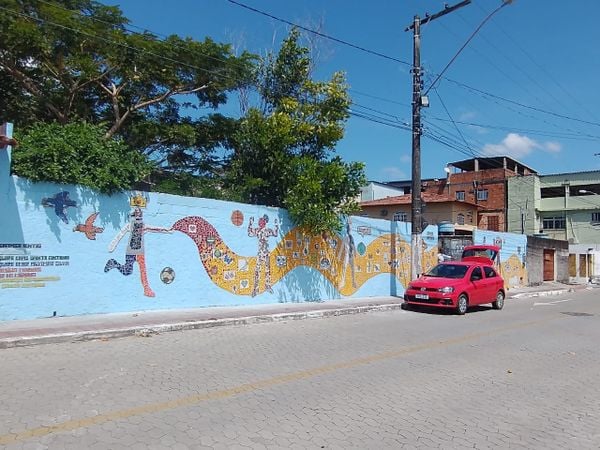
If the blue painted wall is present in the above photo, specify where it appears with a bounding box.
[1,132,440,319]
[473,229,528,288]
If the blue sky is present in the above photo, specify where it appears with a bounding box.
[108,0,600,181]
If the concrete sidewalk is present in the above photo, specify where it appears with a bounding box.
[0,282,594,349]
[0,298,404,349]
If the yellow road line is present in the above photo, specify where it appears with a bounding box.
[0,316,557,445]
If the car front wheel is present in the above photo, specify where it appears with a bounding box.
[492,290,505,310]
[456,294,468,315]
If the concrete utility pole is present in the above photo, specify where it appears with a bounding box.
[405,0,471,280]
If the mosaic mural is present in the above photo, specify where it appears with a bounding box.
[1,161,440,319]
[473,229,528,288]
[172,215,438,297]
[1,132,530,321]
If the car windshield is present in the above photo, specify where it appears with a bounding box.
[425,264,468,279]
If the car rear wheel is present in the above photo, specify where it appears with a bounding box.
[492,290,505,310]
[456,294,468,315]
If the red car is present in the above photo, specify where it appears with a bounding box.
[402,245,505,315]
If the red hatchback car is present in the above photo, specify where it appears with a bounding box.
[403,245,505,315]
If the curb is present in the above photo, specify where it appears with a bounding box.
[0,303,403,349]
[509,289,571,299]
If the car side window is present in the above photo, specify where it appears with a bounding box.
[471,267,482,281]
[484,266,497,278]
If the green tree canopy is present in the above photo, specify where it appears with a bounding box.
[0,0,254,174]
[225,29,366,233]
[12,121,152,193]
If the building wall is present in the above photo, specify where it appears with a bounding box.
[507,174,540,235]
[1,163,442,319]
[525,236,569,285]
[360,202,478,226]
[539,171,600,187]
[569,244,600,283]
[360,183,405,202]
[538,171,600,244]
[421,168,516,231]
[473,229,527,289]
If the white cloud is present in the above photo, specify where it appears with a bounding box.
[544,141,562,153]
[482,133,539,158]
[381,167,406,180]
[481,133,561,159]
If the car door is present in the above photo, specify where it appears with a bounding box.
[483,266,501,302]
[468,266,486,305]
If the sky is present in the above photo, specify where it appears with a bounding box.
[104,0,600,182]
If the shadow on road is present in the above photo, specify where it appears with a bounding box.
[403,304,495,315]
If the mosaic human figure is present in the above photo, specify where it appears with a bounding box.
[104,206,171,297]
[247,214,279,296]
[337,217,357,289]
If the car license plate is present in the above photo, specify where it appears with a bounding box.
[415,293,429,300]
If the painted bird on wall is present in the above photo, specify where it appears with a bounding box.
[73,212,104,240]
[41,191,77,224]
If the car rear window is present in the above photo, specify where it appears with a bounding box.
[426,264,468,279]
[462,248,496,260]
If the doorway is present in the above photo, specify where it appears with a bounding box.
[543,249,555,281]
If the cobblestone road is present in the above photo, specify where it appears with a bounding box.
[1,290,599,449]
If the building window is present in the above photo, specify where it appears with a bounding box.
[592,212,600,223]
[488,215,499,231]
[457,213,465,225]
[542,216,566,230]
[476,189,488,201]
[456,191,465,201]
[393,212,407,222]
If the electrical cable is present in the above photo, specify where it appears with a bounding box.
[225,0,411,67]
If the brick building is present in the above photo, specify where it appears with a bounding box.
[386,156,537,231]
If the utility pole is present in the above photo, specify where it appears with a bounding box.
[405,0,471,280]
[409,14,423,281]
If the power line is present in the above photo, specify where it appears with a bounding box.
[473,0,600,123]
[225,0,411,66]
[446,77,600,129]
[424,0,511,95]
[226,0,600,131]
[436,17,571,118]
[36,0,240,69]
[37,0,600,136]
[427,117,600,142]
[0,5,242,85]
[431,87,477,155]
[349,89,411,107]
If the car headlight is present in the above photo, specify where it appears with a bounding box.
[437,286,454,294]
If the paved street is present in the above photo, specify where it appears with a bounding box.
[1,290,599,449]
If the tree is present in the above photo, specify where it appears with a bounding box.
[225,28,366,233]
[12,122,152,194]
[0,0,254,177]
